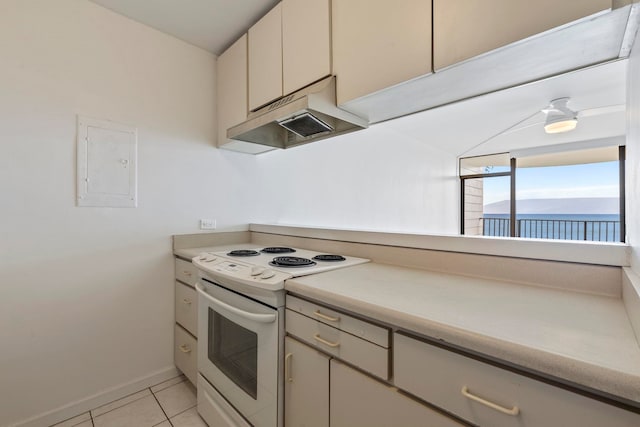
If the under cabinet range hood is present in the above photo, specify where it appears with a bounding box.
[226,76,368,153]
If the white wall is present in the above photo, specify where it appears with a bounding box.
[254,125,459,234]
[0,1,256,425]
[628,28,640,273]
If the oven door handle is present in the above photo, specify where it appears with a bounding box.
[196,282,277,324]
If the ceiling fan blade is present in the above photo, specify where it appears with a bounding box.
[577,104,625,118]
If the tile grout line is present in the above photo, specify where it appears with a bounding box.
[90,389,151,420]
[150,387,174,427]
[151,378,187,395]
[165,403,198,421]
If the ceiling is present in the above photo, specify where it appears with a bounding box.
[88,0,279,55]
[384,59,627,158]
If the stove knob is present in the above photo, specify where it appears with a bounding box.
[260,269,276,279]
[251,266,265,276]
[199,254,216,262]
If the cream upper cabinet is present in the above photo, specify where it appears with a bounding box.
[216,34,247,147]
[248,3,283,111]
[249,0,331,111]
[282,0,331,95]
[434,0,612,70]
[332,0,432,105]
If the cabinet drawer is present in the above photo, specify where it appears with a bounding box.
[175,258,198,287]
[286,295,389,347]
[174,324,197,386]
[286,309,388,380]
[331,359,463,427]
[175,281,197,336]
[394,333,640,427]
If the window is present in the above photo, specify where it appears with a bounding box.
[460,145,625,242]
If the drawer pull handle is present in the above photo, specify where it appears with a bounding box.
[313,334,340,348]
[314,310,340,322]
[285,353,293,382]
[461,386,519,416]
[182,298,192,305]
[179,344,192,354]
[183,271,192,277]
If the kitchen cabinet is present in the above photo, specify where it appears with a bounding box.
[216,34,247,147]
[248,0,331,111]
[330,359,464,427]
[332,0,432,105]
[433,0,612,70]
[284,294,464,427]
[248,3,282,110]
[394,332,640,427]
[175,281,197,336]
[282,0,331,96]
[174,324,197,386]
[173,257,198,386]
[284,336,330,427]
[285,294,389,380]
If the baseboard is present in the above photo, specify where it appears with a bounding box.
[12,365,180,427]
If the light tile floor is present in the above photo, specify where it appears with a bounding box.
[51,375,207,427]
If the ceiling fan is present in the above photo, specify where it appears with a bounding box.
[459,98,625,157]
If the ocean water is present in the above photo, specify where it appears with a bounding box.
[482,214,621,241]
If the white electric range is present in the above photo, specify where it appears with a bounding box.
[192,246,368,427]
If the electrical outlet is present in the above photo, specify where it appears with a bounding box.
[200,219,216,230]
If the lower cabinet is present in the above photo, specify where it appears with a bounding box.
[174,324,197,386]
[284,336,330,427]
[284,336,463,427]
[174,256,198,386]
[394,332,640,427]
[330,359,463,427]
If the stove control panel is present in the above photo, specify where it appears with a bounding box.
[193,253,291,290]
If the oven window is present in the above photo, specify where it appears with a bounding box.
[208,308,258,399]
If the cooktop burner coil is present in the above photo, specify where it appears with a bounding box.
[227,250,260,257]
[261,247,296,254]
[312,254,346,262]
[269,256,317,268]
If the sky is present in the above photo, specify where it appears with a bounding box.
[482,161,619,205]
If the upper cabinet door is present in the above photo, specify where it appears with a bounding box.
[434,0,612,70]
[332,0,432,106]
[216,34,247,147]
[282,0,331,95]
[249,3,283,111]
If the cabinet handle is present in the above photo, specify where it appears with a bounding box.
[182,298,192,305]
[183,271,192,277]
[461,386,519,416]
[179,344,192,354]
[313,333,340,348]
[313,310,340,322]
[285,353,293,382]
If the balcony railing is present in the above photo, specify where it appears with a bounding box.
[481,217,621,242]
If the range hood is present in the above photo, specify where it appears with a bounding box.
[226,76,368,153]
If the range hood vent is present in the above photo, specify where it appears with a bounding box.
[226,76,368,153]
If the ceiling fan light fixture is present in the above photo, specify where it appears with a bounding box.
[544,118,578,134]
[543,98,578,134]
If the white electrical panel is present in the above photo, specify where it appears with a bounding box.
[77,115,137,207]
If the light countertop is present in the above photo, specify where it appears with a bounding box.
[173,234,639,406]
[286,262,640,405]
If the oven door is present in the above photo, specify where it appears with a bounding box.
[196,279,280,427]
